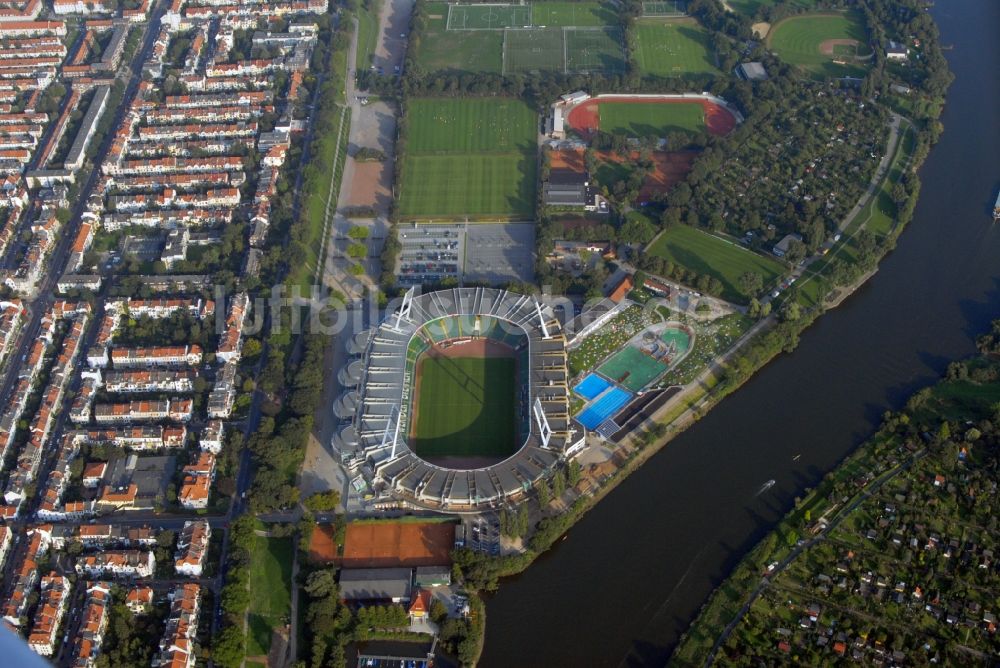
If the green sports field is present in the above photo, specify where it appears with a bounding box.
[413,2,504,73]
[531,1,617,27]
[647,225,785,303]
[767,12,871,78]
[399,98,537,218]
[634,19,719,76]
[446,3,531,30]
[412,355,517,458]
[405,98,537,153]
[599,101,706,137]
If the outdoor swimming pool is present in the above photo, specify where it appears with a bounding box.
[577,386,633,429]
[573,373,612,400]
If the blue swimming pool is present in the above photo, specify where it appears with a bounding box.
[573,373,611,400]
[577,387,633,429]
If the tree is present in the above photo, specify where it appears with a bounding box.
[305,569,338,599]
[567,460,581,486]
[536,481,550,507]
[552,469,566,498]
[211,625,246,668]
[739,271,763,298]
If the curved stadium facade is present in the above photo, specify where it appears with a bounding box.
[344,288,578,511]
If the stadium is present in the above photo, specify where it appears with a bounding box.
[336,288,583,512]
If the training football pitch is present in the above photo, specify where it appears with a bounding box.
[531,1,617,26]
[412,356,517,458]
[399,98,537,218]
[599,101,706,137]
[634,19,719,76]
[503,26,625,74]
[446,3,531,30]
[767,11,871,78]
[647,225,785,303]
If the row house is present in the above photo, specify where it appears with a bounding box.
[201,419,224,454]
[175,520,210,577]
[136,121,260,144]
[110,170,236,191]
[164,89,272,108]
[0,297,23,361]
[2,526,51,626]
[0,20,63,38]
[143,105,264,126]
[125,137,253,158]
[77,523,157,548]
[110,186,241,211]
[52,0,110,14]
[104,368,197,393]
[76,550,155,578]
[92,397,193,423]
[66,219,95,272]
[179,451,214,509]
[69,370,102,423]
[125,586,154,614]
[207,359,237,418]
[102,206,233,230]
[108,344,203,368]
[216,291,249,362]
[69,582,111,668]
[123,296,214,319]
[95,482,138,511]
[0,0,41,22]
[114,154,245,176]
[153,583,200,668]
[26,573,69,656]
[85,425,185,450]
[182,73,271,92]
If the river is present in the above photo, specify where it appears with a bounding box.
[481,1,1000,665]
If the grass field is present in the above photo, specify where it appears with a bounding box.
[641,0,686,17]
[246,534,293,657]
[767,11,871,78]
[504,28,564,73]
[413,2,503,73]
[399,98,537,218]
[412,356,516,457]
[599,101,706,137]
[356,1,379,67]
[531,1,617,27]
[565,27,626,73]
[634,19,718,76]
[647,226,785,303]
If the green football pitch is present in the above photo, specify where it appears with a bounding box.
[767,12,871,78]
[634,19,719,76]
[412,355,517,458]
[531,1,617,27]
[399,98,537,218]
[599,101,706,137]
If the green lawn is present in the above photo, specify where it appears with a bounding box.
[246,535,293,657]
[399,98,537,218]
[356,2,379,68]
[412,356,516,457]
[599,101,706,137]
[565,26,627,73]
[531,1,618,27]
[647,226,785,303]
[634,19,719,76]
[767,12,871,78]
[405,98,537,153]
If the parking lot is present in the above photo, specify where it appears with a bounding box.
[395,222,535,286]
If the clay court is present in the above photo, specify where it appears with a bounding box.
[342,521,456,568]
[565,95,737,140]
[551,147,697,201]
[343,160,393,211]
[307,524,338,564]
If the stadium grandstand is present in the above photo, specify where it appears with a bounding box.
[336,288,583,511]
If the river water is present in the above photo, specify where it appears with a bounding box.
[481,1,1000,665]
